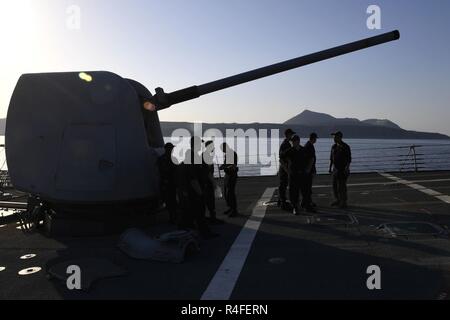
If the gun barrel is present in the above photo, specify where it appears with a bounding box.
[161,30,399,108]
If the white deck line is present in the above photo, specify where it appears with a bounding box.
[201,187,276,300]
[313,178,450,189]
[379,173,450,204]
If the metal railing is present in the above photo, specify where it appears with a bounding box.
[214,143,450,177]
[0,143,449,185]
[0,144,13,189]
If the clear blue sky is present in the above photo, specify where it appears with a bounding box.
[1,0,449,135]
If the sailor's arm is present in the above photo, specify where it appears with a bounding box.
[346,145,352,171]
[329,149,334,174]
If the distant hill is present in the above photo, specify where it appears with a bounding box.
[159,121,449,140]
[156,109,448,139]
[158,109,448,139]
[1,110,448,140]
[285,109,402,129]
[278,109,449,139]
[285,110,362,127]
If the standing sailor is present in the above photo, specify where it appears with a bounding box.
[303,133,318,210]
[181,137,219,239]
[220,143,239,218]
[278,129,296,209]
[202,141,224,225]
[284,135,307,215]
[329,131,352,209]
[158,142,178,224]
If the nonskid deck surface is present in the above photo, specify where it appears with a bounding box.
[1,172,450,300]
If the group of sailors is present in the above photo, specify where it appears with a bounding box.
[278,129,352,215]
[158,129,352,238]
[158,137,239,240]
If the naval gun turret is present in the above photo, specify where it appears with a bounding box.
[5,31,399,222]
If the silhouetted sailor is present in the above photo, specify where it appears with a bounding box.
[329,131,352,209]
[158,142,178,224]
[220,143,239,217]
[304,133,318,209]
[176,159,192,229]
[284,135,309,215]
[181,137,219,239]
[202,141,224,225]
[278,129,296,209]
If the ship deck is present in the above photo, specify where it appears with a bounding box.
[1,171,450,300]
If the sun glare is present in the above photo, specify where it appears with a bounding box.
[0,0,38,71]
[0,1,36,42]
[0,0,40,117]
[79,72,93,82]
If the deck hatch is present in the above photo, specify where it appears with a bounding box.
[307,213,358,226]
[377,222,449,239]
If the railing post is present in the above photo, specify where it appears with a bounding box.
[411,146,418,172]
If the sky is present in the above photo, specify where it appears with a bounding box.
[0,0,449,135]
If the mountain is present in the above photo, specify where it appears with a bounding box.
[285,109,362,127]
[0,111,448,140]
[158,121,449,140]
[280,109,448,139]
[285,109,402,129]
[158,109,448,139]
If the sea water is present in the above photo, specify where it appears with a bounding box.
[163,137,450,176]
[1,136,449,177]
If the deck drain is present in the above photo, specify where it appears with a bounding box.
[20,254,37,260]
[377,222,448,239]
[18,267,42,275]
[0,267,5,272]
[269,258,286,265]
[308,213,358,226]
